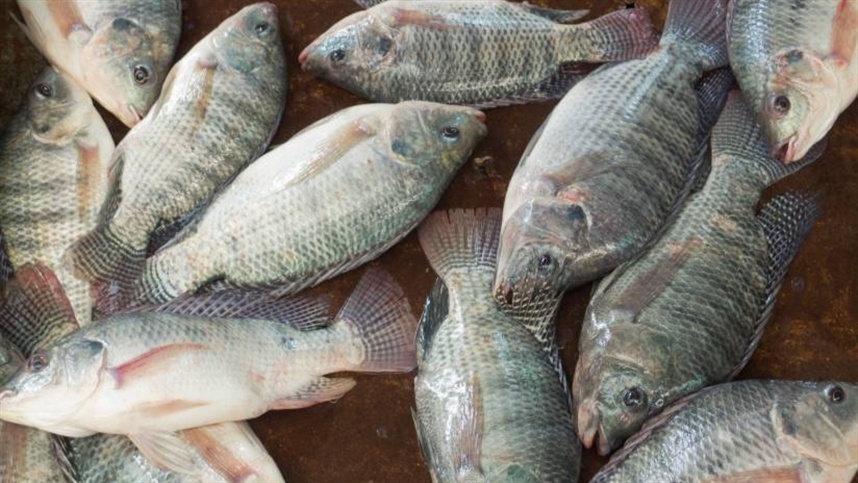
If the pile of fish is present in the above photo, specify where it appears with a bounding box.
[0,0,855,481]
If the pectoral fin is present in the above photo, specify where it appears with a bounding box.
[129,431,200,477]
[110,344,207,388]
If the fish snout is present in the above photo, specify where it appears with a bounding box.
[577,398,601,449]
[119,103,144,127]
[0,387,17,401]
[471,109,486,123]
[772,135,797,163]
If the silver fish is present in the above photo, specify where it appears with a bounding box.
[134,101,486,304]
[15,0,182,127]
[414,208,579,483]
[300,1,656,107]
[495,0,732,305]
[591,380,858,483]
[574,93,823,455]
[0,66,114,326]
[64,3,288,300]
[727,0,858,163]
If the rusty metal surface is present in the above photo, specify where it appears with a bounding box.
[0,0,856,482]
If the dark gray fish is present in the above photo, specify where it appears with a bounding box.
[574,93,823,455]
[591,380,858,483]
[300,1,656,107]
[414,208,579,483]
[495,0,732,305]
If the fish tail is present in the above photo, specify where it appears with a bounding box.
[134,246,203,305]
[563,7,658,62]
[333,268,417,373]
[417,208,503,284]
[65,226,146,286]
[661,0,729,71]
[712,92,825,188]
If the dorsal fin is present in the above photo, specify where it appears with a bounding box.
[416,277,448,362]
[520,3,589,23]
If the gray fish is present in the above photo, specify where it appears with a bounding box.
[727,0,858,163]
[414,208,579,483]
[16,0,182,127]
[590,380,858,483]
[64,3,287,300]
[574,93,823,455]
[0,67,114,326]
[300,1,656,107]
[495,0,732,305]
[134,101,486,304]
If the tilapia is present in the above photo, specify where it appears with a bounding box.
[0,264,416,476]
[65,3,287,299]
[0,66,114,325]
[15,0,182,127]
[414,208,580,483]
[728,0,858,163]
[134,101,486,304]
[591,380,858,483]
[574,93,823,455]
[495,0,732,304]
[300,1,656,107]
[0,263,286,482]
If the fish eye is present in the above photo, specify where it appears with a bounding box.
[34,83,53,98]
[441,126,460,139]
[623,387,646,408]
[827,385,845,404]
[378,36,392,57]
[329,49,346,63]
[133,65,151,85]
[768,94,791,116]
[537,253,554,274]
[254,22,271,35]
[27,354,49,372]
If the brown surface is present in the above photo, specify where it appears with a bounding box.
[0,0,856,482]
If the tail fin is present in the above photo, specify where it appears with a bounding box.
[712,92,825,188]
[562,7,657,63]
[661,0,729,71]
[418,208,503,284]
[65,227,146,303]
[334,268,417,373]
[0,262,79,355]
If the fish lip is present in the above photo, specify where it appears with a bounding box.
[771,135,797,163]
[0,388,17,400]
[471,109,486,123]
[298,47,310,65]
[117,103,144,127]
[577,398,601,449]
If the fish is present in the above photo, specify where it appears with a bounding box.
[574,92,824,455]
[0,262,288,482]
[0,66,114,326]
[0,264,416,477]
[300,1,657,107]
[727,0,858,163]
[133,101,486,304]
[413,208,580,483]
[64,3,288,301]
[590,380,858,483]
[15,0,182,127]
[495,0,733,305]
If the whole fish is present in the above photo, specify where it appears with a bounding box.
[590,380,858,483]
[300,1,656,107]
[0,265,416,476]
[414,208,580,483]
[0,263,287,481]
[0,66,114,325]
[728,0,858,163]
[574,93,823,455]
[65,3,288,296]
[494,0,732,305]
[15,0,182,127]
[134,101,486,304]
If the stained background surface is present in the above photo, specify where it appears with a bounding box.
[0,0,856,481]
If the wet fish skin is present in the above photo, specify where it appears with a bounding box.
[574,93,823,455]
[414,209,580,483]
[494,0,731,305]
[591,380,858,483]
[16,0,182,127]
[728,0,858,163]
[65,3,288,295]
[301,1,656,107]
[0,67,114,326]
[135,101,486,304]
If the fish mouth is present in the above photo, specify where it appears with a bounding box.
[471,109,486,123]
[0,387,17,401]
[771,135,797,163]
[117,103,144,127]
[577,398,614,456]
[298,45,311,65]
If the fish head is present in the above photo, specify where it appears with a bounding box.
[779,382,858,467]
[211,3,285,75]
[0,336,24,384]
[25,67,94,144]
[494,198,588,304]
[0,338,106,429]
[752,48,842,163]
[383,101,487,172]
[298,10,395,98]
[80,14,177,127]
